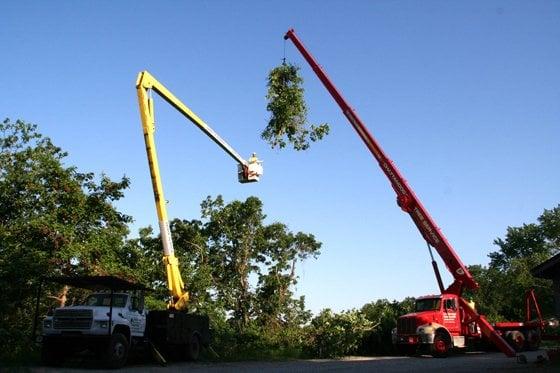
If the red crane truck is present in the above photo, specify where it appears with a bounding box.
[283,28,544,358]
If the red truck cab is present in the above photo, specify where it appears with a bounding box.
[393,294,480,356]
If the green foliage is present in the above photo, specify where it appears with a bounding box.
[0,119,133,361]
[489,206,560,270]
[263,63,329,151]
[359,298,415,355]
[199,195,321,333]
[210,319,307,361]
[466,205,559,322]
[129,194,321,358]
[3,118,557,363]
[305,309,372,358]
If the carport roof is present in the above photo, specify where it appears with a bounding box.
[43,275,151,291]
[532,252,560,280]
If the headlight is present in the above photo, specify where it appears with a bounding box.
[43,319,52,329]
[417,326,434,334]
[95,320,110,329]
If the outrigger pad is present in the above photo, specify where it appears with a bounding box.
[516,350,549,364]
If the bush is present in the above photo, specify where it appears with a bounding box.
[305,309,372,358]
[210,320,306,361]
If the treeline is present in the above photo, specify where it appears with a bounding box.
[0,119,557,362]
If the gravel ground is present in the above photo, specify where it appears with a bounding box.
[8,351,556,373]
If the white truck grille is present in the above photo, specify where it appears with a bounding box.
[53,309,93,330]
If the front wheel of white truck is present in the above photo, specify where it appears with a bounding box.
[41,340,65,366]
[104,332,129,368]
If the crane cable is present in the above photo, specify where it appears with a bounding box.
[282,38,287,65]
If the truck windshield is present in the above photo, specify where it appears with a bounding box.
[415,298,441,312]
[85,294,128,307]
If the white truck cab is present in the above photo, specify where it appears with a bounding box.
[40,284,148,368]
[39,274,209,368]
[43,292,146,338]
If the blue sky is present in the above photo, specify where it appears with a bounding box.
[2,1,559,313]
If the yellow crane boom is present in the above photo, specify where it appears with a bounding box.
[136,70,263,310]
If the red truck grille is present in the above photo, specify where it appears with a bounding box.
[397,317,417,334]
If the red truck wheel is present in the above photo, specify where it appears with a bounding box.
[505,330,525,352]
[431,333,451,357]
[525,329,541,351]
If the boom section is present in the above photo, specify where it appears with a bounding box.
[284,29,476,293]
[136,70,262,310]
[137,71,249,167]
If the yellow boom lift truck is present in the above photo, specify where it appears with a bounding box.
[136,70,263,361]
[39,71,262,368]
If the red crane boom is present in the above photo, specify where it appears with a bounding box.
[284,28,475,294]
[284,28,516,357]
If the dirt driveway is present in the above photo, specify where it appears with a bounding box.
[22,351,555,372]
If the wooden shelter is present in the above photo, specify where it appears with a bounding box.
[532,253,560,317]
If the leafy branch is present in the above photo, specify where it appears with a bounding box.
[262,63,329,151]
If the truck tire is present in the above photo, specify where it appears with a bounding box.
[104,332,129,369]
[41,340,65,366]
[185,333,201,361]
[525,329,541,351]
[505,330,525,352]
[431,332,451,358]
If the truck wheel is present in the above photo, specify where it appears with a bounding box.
[525,329,541,351]
[185,333,201,361]
[104,332,129,368]
[431,332,451,358]
[41,341,65,366]
[505,330,525,352]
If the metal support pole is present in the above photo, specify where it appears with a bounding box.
[31,278,43,343]
[108,289,114,336]
[427,243,445,293]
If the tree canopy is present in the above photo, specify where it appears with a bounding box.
[127,195,322,334]
[466,205,560,321]
[0,119,132,359]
